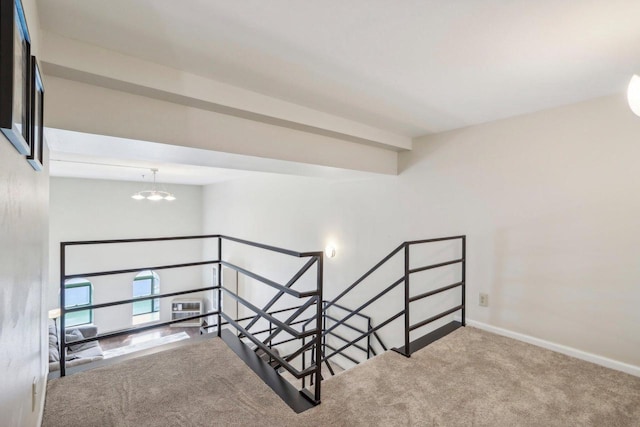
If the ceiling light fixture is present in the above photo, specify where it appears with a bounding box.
[131,168,176,201]
[627,74,640,117]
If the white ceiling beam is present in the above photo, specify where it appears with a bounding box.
[40,31,411,152]
[44,76,398,175]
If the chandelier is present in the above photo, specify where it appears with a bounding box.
[131,168,176,201]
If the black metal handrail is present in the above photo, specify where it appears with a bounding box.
[65,285,220,312]
[299,236,466,369]
[59,234,325,405]
[65,260,220,280]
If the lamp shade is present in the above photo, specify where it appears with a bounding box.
[627,74,640,117]
[48,308,61,319]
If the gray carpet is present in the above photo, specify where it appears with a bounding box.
[43,327,640,426]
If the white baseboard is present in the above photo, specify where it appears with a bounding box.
[454,316,640,378]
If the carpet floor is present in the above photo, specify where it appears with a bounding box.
[43,327,640,426]
[102,332,190,359]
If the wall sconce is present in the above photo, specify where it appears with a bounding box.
[627,74,640,117]
[325,245,336,258]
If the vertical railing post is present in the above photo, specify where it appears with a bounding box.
[322,300,327,363]
[59,242,66,376]
[268,320,273,364]
[301,325,306,389]
[461,236,466,327]
[367,319,372,359]
[314,254,323,403]
[217,237,222,337]
[403,243,411,357]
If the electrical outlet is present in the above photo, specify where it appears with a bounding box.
[479,293,489,307]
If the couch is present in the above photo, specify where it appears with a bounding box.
[49,322,104,372]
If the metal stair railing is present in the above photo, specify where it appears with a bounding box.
[59,234,325,405]
[292,236,466,368]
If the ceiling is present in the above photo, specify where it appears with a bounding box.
[38,1,640,183]
[37,0,640,137]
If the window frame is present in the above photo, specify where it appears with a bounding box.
[64,280,93,327]
[132,271,160,318]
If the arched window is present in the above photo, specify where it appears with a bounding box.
[132,270,160,324]
[64,278,93,327]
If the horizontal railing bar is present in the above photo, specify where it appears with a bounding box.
[63,234,323,258]
[408,281,463,303]
[405,235,465,245]
[220,312,317,379]
[221,288,316,339]
[326,331,368,354]
[62,234,221,246]
[409,258,463,274]
[63,311,217,347]
[219,235,322,258]
[66,260,220,280]
[323,310,404,362]
[319,243,405,316]
[326,301,371,322]
[220,261,317,299]
[324,344,360,365]
[244,257,318,333]
[324,314,367,335]
[65,286,219,312]
[409,305,464,332]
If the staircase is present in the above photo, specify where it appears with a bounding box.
[247,235,466,396]
[57,233,465,413]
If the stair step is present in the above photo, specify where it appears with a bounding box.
[392,321,462,356]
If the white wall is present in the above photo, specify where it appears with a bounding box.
[0,0,49,425]
[49,177,208,333]
[202,94,640,369]
[0,139,49,427]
